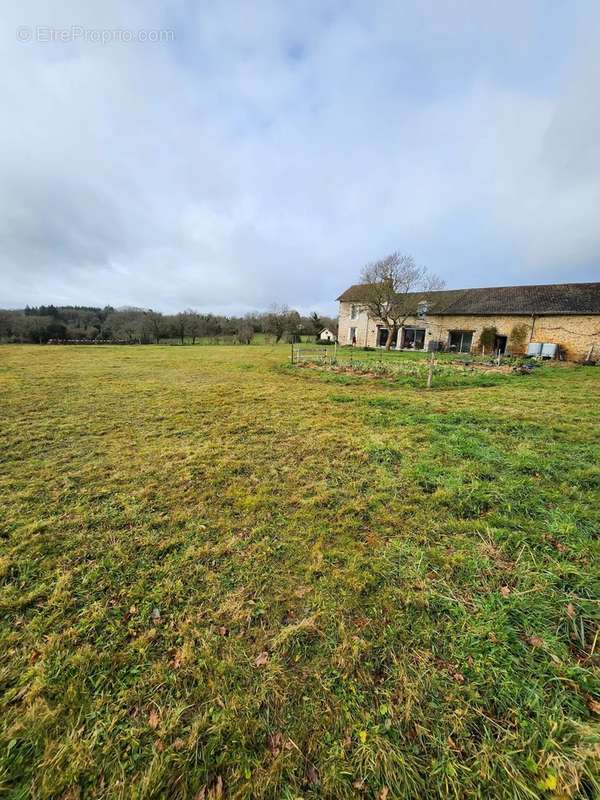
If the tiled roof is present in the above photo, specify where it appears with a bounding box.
[336,282,600,315]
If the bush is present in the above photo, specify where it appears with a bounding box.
[479,326,497,352]
[509,323,529,354]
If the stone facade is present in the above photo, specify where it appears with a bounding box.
[338,301,600,360]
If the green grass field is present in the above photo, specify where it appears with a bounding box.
[1,345,598,800]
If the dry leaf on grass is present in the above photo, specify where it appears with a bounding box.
[195,776,223,800]
[148,709,160,729]
[255,651,269,667]
[213,776,223,799]
[267,732,293,755]
[500,586,511,597]
[527,635,544,648]
[267,732,283,756]
[169,650,182,669]
[566,603,576,619]
[586,696,600,714]
[295,586,313,597]
[549,538,568,554]
[306,765,319,785]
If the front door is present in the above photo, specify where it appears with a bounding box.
[494,335,508,354]
[378,328,389,347]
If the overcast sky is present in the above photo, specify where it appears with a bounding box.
[2,1,600,315]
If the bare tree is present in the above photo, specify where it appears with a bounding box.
[106,308,145,342]
[236,321,254,344]
[171,312,189,345]
[264,305,292,343]
[360,252,445,350]
[0,311,13,340]
[143,310,165,345]
[186,310,203,345]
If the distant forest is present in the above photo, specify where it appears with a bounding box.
[0,305,338,345]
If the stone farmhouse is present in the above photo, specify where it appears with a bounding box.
[337,282,600,360]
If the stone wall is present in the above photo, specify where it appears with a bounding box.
[531,315,600,360]
[337,301,372,347]
[337,301,600,359]
[429,314,535,355]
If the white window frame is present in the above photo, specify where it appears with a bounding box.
[350,304,358,320]
[348,326,357,343]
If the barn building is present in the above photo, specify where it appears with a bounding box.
[337,282,600,360]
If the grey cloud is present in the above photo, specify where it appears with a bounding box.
[1,1,599,313]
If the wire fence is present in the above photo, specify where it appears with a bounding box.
[291,343,425,372]
[290,344,520,389]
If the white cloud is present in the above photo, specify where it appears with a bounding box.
[1,0,599,314]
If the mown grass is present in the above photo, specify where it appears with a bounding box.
[0,344,598,800]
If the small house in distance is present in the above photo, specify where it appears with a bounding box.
[337,282,600,360]
[318,328,336,342]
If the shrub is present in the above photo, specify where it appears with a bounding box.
[479,326,497,353]
[509,323,529,354]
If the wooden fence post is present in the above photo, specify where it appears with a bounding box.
[427,350,434,389]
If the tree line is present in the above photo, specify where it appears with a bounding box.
[0,305,338,345]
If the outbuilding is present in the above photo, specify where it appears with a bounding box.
[318,328,336,342]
